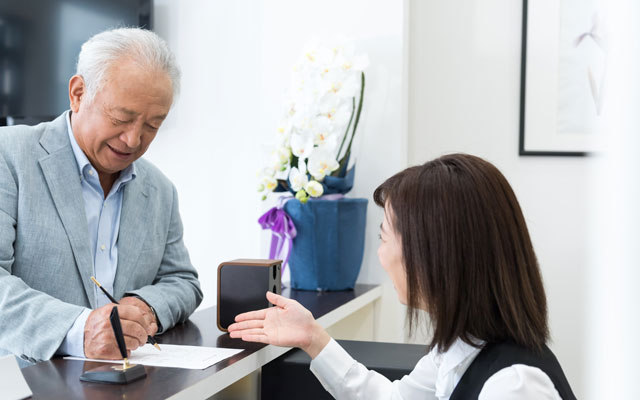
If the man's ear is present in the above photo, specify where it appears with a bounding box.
[69,75,86,113]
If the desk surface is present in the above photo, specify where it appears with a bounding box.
[21,284,382,400]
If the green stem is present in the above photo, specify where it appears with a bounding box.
[336,97,356,161]
[342,72,365,162]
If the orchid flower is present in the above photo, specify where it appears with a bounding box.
[258,174,278,194]
[305,180,324,198]
[259,36,367,201]
[289,161,309,192]
[290,131,314,158]
[308,149,340,181]
[276,119,292,147]
[310,118,338,150]
[267,147,291,172]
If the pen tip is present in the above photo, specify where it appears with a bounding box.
[90,276,100,286]
[154,343,161,351]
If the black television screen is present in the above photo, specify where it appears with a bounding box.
[0,0,152,126]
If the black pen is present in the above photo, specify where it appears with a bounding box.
[109,306,132,368]
[91,276,161,351]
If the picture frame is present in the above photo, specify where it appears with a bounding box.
[519,0,605,156]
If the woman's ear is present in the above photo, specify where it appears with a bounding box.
[68,75,86,113]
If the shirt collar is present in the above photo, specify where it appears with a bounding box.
[65,110,137,186]
[66,111,92,176]
[433,338,483,373]
[433,337,484,398]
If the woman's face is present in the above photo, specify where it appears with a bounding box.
[377,206,407,304]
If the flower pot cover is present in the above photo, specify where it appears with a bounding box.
[284,198,368,291]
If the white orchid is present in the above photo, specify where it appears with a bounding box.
[319,69,360,99]
[316,95,352,127]
[263,175,278,190]
[313,131,338,151]
[305,180,324,198]
[256,165,276,178]
[289,161,309,192]
[267,147,291,172]
[336,53,369,73]
[275,120,292,147]
[290,130,314,158]
[257,174,278,200]
[310,118,338,150]
[259,36,367,202]
[275,147,291,165]
[308,149,340,181]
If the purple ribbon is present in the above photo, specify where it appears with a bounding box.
[258,198,297,275]
[257,194,344,275]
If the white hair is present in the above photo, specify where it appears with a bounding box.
[76,27,181,103]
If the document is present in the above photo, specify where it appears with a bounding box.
[65,344,243,370]
[0,354,33,400]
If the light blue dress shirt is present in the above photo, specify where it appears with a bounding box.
[57,111,136,357]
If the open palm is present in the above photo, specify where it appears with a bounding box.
[228,291,321,351]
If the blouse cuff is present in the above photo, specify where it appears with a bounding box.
[310,338,356,393]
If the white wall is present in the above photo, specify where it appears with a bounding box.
[408,0,587,397]
[148,1,265,312]
[147,0,407,312]
[143,1,588,396]
[586,1,640,398]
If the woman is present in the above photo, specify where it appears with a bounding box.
[228,154,576,399]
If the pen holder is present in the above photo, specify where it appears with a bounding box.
[79,307,147,384]
[80,362,147,384]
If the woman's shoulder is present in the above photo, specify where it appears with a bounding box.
[480,364,562,400]
[451,341,576,400]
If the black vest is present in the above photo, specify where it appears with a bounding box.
[450,341,577,400]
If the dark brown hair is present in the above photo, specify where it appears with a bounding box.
[373,153,549,352]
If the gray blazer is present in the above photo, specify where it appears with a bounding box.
[0,113,203,362]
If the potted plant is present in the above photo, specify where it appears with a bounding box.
[258,37,369,291]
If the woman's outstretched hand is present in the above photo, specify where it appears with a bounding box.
[228,291,331,359]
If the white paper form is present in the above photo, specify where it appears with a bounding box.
[64,344,243,370]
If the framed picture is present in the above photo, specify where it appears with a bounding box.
[519,0,606,156]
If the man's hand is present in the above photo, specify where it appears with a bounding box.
[83,302,157,359]
[119,296,158,335]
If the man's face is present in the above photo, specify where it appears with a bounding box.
[69,59,173,176]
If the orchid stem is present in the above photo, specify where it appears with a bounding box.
[337,97,356,161]
[342,72,365,163]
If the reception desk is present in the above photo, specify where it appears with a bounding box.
[20,284,382,399]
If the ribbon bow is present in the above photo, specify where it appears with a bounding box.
[258,199,297,276]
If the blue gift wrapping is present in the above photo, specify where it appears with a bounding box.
[284,197,368,291]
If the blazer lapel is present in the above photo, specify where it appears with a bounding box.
[113,174,151,298]
[38,116,96,308]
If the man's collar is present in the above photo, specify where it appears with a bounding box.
[65,111,92,176]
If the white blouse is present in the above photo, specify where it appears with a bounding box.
[309,338,562,400]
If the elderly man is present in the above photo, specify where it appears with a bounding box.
[0,28,202,362]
